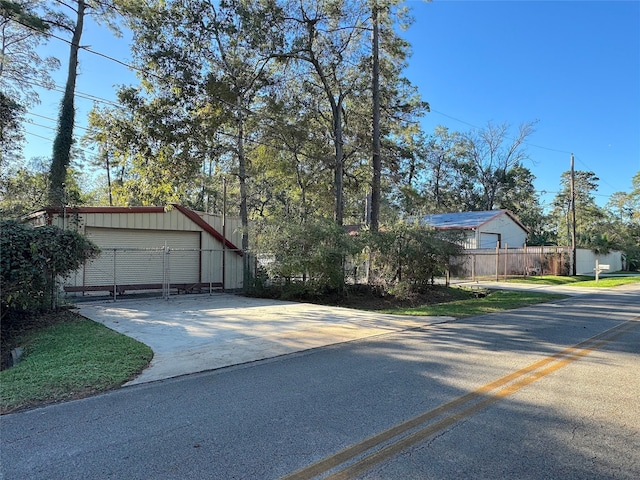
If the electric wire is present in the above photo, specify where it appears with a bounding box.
[10,9,634,200]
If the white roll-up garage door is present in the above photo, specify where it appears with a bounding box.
[84,228,200,287]
[479,232,501,249]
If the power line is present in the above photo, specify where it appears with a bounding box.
[26,111,91,132]
[11,8,631,193]
[430,109,572,155]
[25,130,54,142]
[18,77,121,107]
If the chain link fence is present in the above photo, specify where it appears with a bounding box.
[63,246,244,300]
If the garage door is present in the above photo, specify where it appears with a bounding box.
[84,228,200,287]
[479,232,501,249]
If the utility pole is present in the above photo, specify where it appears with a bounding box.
[570,153,577,275]
[105,148,113,206]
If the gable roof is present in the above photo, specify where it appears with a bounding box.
[420,210,528,233]
[24,204,243,255]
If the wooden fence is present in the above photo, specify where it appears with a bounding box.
[450,246,571,280]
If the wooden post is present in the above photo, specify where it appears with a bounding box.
[495,241,500,281]
[504,243,508,279]
[471,254,476,282]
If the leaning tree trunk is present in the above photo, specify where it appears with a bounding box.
[49,0,85,206]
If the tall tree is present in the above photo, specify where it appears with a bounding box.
[278,0,372,225]
[602,172,640,269]
[463,121,536,211]
[551,170,604,247]
[93,0,284,287]
[0,0,58,167]
[47,0,85,206]
[47,0,120,206]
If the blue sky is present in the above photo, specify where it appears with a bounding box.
[24,0,640,211]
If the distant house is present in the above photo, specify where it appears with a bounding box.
[419,210,528,249]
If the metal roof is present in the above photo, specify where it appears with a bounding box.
[420,210,526,231]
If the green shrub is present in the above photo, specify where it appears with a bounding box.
[368,222,464,292]
[0,221,99,320]
[252,217,361,294]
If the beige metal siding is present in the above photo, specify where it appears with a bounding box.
[81,209,201,232]
[84,228,200,286]
[480,215,527,247]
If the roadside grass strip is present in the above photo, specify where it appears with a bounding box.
[280,319,640,480]
[506,275,592,285]
[568,276,640,288]
[380,290,567,318]
[0,315,153,413]
[506,275,640,288]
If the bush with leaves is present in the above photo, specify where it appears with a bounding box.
[0,220,99,320]
[368,222,464,293]
[252,217,361,295]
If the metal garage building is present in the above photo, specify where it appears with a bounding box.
[420,210,528,249]
[25,204,244,297]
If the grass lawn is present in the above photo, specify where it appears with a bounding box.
[568,276,640,288]
[379,290,567,318]
[0,311,153,414]
[506,275,640,288]
[506,275,592,285]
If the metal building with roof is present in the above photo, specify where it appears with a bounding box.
[420,210,528,249]
[24,204,244,296]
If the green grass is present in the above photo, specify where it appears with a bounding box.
[506,275,640,288]
[379,290,567,318]
[1,312,153,414]
[506,275,592,285]
[568,276,640,288]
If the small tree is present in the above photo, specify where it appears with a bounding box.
[253,217,360,295]
[368,222,463,293]
[0,221,99,321]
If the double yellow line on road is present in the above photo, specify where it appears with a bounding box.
[281,319,639,480]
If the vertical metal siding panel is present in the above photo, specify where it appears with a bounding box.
[171,210,179,230]
[148,212,158,230]
[83,227,199,286]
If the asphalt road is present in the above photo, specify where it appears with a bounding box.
[2,287,639,479]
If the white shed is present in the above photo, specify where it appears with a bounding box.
[25,204,245,295]
[420,210,528,249]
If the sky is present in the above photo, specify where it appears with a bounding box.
[23,0,640,211]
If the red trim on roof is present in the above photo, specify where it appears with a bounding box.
[25,205,243,256]
[172,204,243,256]
[25,206,166,219]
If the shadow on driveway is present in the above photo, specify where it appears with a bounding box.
[77,293,452,385]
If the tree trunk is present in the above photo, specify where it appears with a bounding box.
[49,0,84,206]
[333,102,344,225]
[236,94,250,291]
[370,1,381,233]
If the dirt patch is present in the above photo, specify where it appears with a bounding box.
[251,284,472,311]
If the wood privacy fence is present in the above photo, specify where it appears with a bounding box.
[450,246,571,280]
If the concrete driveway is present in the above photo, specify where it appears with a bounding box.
[77,294,451,385]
